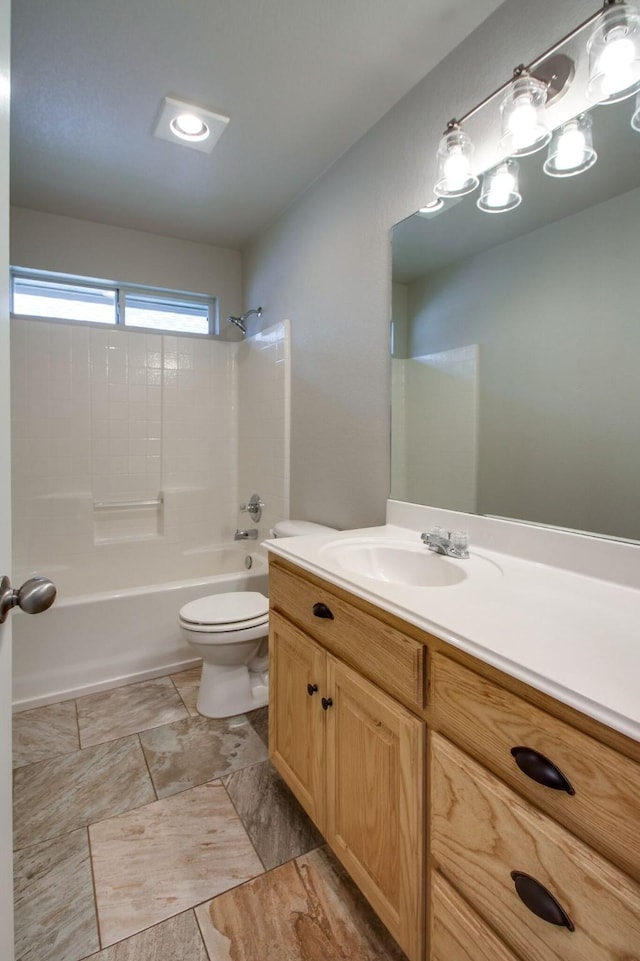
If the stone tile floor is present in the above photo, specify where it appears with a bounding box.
[13,667,407,960]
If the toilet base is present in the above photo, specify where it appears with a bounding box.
[196,661,269,719]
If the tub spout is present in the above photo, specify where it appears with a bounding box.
[234,528,258,540]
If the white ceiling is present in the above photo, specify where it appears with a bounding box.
[10,0,504,249]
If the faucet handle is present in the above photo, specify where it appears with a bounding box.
[451,530,470,553]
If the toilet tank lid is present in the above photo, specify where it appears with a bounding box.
[273,520,337,537]
[180,591,268,626]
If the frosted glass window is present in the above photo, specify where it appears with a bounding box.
[124,293,210,334]
[12,277,117,324]
[11,271,216,336]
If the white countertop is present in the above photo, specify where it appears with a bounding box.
[265,522,640,743]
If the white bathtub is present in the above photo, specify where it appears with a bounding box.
[12,545,269,711]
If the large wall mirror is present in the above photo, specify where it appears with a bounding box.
[391,97,640,543]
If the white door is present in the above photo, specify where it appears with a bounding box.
[0,0,13,956]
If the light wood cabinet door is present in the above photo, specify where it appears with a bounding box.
[268,611,326,832]
[325,654,425,961]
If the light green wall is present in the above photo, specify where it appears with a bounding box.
[244,0,588,529]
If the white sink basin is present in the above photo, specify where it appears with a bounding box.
[319,538,502,587]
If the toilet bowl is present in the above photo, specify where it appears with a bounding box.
[179,520,337,718]
[179,591,269,718]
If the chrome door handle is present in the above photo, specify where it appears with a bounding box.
[0,575,57,624]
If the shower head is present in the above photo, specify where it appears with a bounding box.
[226,307,263,336]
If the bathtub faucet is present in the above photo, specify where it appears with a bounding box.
[234,528,259,540]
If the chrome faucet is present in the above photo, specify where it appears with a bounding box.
[234,528,259,540]
[421,527,470,558]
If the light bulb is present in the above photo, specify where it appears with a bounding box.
[175,113,205,135]
[477,159,521,213]
[600,30,636,95]
[554,124,586,170]
[443,147,469,192]
[170,113,210,141]
[508,96,539,150]
[485,168,515,208]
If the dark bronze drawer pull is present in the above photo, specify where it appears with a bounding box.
[313,602,334,620]
[307,683,318,696]
[511,746,575,795]
[321,697,333,711]
[511,872,575,931]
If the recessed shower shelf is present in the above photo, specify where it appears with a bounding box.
[93,494,164,544]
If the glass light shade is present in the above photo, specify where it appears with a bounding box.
[477,159,522,213]
[632,91,640,129]
[499,75,551,156]
[434,126,479,197]
[543,114,597,177]
[586,2,640,104]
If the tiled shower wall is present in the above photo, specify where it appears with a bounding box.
[10,318,288,594]
[237,321,290,539]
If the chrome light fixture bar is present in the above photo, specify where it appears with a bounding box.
[432,1,640,204]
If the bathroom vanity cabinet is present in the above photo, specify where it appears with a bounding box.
[267,555,640,961]
[268,560,426,961]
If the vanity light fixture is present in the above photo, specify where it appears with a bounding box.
[430,2,640,209]
[631,90,640,128]
[153,96,230,154]
[544,113,598,177]
[477,159,522,212]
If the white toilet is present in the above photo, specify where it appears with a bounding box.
[178,520,336,718]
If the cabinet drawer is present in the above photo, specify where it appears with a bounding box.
[431,733,640,961]
[269,563,425,708]
[430,872,520,961]
[431,653,640,881]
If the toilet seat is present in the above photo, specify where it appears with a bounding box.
[179,591,268,631]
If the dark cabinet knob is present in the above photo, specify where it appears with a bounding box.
[321,697,333,711]
[312,602,334,620]
[511,746,575,795]
[307,683,318,696]
[511,872,575,931]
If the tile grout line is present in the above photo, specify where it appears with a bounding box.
[193,908,215,961]
[169,671,194,716]
[85,824,104,954]
[220,773,268,875]
[73,697,81,749]
[137,732,159,801]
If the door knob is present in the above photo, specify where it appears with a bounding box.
[0,575,57,624]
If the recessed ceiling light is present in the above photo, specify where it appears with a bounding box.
[154,96,230,154]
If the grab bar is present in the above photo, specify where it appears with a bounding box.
[93,497,164,511]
